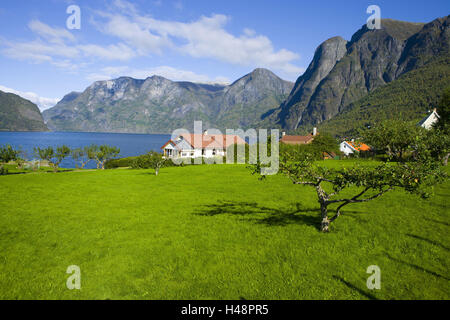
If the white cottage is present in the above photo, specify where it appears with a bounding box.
[161,132,247,159]
[418,109,440,130]
[340,140,371,156]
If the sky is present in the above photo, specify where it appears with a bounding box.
[0,0,448,110]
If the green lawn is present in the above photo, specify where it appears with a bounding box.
[0,162,448,300]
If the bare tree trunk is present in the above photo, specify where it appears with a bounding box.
[443,153,450,166]
[81,160,89,169]
[316,185,330,232]
[320,203,330,232]
[155,167,159,176]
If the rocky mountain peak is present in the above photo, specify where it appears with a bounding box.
[273,15,449,130]
[43,69,293,133]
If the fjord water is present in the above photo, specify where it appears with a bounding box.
[0,131,170,169]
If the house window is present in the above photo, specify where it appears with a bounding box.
[190,152,194,157]
[202,149,206,156]
[212,149,216,156]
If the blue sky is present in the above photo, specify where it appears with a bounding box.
[0,0,448,110]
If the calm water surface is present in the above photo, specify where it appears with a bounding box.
[0,131,171,169]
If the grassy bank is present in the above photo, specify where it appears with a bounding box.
[0,162,448,299]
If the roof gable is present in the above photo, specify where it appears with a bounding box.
[418,110,440,129]
[179,133,246,149]
[345,141,371,151]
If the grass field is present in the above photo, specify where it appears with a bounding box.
[0,161,448,300]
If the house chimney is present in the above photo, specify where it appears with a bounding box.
[313,127,317,136]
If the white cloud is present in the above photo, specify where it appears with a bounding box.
[97,1,303,77]
[78,43,136,60]
[1,20,136,68]
[28,19,75,43]
[100,14,170,55]
[0,85,60,111]
[87,65,231,84]
[3,39,79,62]
[0,2,304,82]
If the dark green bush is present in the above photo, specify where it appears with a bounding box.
[0,167,8,175]
[104,156,139,169]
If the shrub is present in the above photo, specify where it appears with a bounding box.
[105,156,139,169]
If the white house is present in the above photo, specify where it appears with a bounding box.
[418,109,440,130]
[161,132,247,159]
[340,140,371,156]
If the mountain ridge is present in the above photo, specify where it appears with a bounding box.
[43,68,293,134]
[42,15,450,135]
[271,15,449,131]
[0,90,49,132]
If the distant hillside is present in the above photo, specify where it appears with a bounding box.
[43,68,293,134]
[316,55,450,137]
[270,15,449,132]
[0,90,48,132]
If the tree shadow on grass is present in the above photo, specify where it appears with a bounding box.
[406,234,450,252]
[194,200,321,229]
[1,169,73,176]
[423,217,450,227]
[138,172,162,176]
[332,276,379,300]
[385,253,449,281]
[0,172,27,176]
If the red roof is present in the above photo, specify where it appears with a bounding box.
[162,133,247,150]
[346,141,371,151]
[280,134,315,144]
[160,140,178,150]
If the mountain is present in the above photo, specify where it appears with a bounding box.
[271,16,449,131]
[272,36,348,129]
[43,68,293,134]
[317,55,450,137]
[0,90,48,132]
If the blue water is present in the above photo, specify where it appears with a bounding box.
[0,131,171,169]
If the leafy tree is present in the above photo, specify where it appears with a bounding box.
[362,120,425,161]
[311,133,339,153]
[71,145,97,169]
[434,86,450,133]
[0,144,19,174]
[132,151,166,175]
[415,129,450,166]
[34,145,71,172]
[55,146,71,171]
[15,151,26,170]
[430,87,450,165]
[251,151,444,232]
[34,146,54,167]
[93,145,120,170]
[71,148,86,169]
